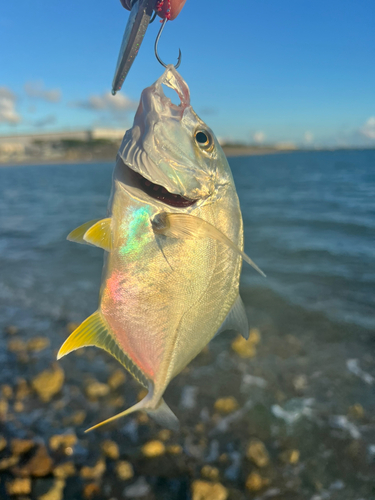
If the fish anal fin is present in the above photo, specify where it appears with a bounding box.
[152,212,266,277]
[67,219,101,245]
[215,295,249,340]
[85,390,179,433]
[57,311,148,388]
[83,218,112,252]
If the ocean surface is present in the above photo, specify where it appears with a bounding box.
[0,150,374,499]
[0,150,374,331]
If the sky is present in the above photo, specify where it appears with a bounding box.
[1,0,374,147]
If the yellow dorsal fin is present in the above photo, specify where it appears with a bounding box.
[57,311,148,388]
[152,212,266,277]
[83,218,112,252]
[67,219,101,245]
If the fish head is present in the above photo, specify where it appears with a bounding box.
[116,65,233,208]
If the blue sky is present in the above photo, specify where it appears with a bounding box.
[1,0,374,147]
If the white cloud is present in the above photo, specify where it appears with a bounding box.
[73,92,137,114]
[304,131,313,143]
[360,117,375,140]
[253,131,265,144]
[24,81,61,103]
[0,87,21,124]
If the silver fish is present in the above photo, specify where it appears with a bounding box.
[58,66,264,431]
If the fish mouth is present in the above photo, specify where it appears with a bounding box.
[125,164,197,208]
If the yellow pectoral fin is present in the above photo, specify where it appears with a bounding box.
[152,212,266,277]
[57,311,148,388]
[83,218,112,252]
[67,219,101,245]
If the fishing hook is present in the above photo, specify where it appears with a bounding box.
[154,18,182,69]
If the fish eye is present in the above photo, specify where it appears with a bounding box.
[195,130,212,149]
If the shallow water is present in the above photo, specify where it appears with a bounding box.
[0,150,374,499]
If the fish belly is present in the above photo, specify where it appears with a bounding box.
[100,184,243,394]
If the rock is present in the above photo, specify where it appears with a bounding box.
[279,449,300,465]
[6,478,31,496]
[348,403,365,419]
[32,366,64,402]
[245,472,269,491]
[0,435,7,452]
[5,325,18,335]
[14,401,24,412]
[16,446,53,477]
[83,483,101,499]
[115,460,134,481]
[108,369,126,390]
[0,455,19,470]
[85,380,110,400]
[38,479,65,500]
[53,461,76,479]
[7,338,27,353]
[123,477,150,498]
[246,439,270,468]
[214,397,239,414]
[2,384,13,399]
[158,429,171,441]
[80,459,106,480]
[141,440,165,458]
[166,444,183,455]
[49,434,77,452]
[27,337,50,352]
[191,480,228,500]
[231,328,261,358]
[11,439,35,455]
[292,375,308,392]
[201,465,220,481]
[101,440,119,460]
[0,398,8,418]
[16,379,30,400]
[63,410,86,426]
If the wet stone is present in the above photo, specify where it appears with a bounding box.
[27,336,50,352]
[5,325,19,335]
[0,455,19,470]
[141,440,165,458]
[246,439,270,468]
[2,384,13,399]
[14,400,25,412]
[214,397,239,414]
[83,483,101,499]
[231,328,261,358]
[201,465,220,481]
[107,369,126,390]
[115,460,134,481]
[38,479,65,500]
[63,410,86,426]
[8,338,27,353]
[123,477,150,498]
[15,445,53,477]
[0,398,8,417]
[80,459,106,480]
[0,435,7,452]
[101,440,120,460]
[245,471,269,492]
[11,438,35,455]
[158,429,171,441]
[279,449,300,464]
[32,366,64,402]
[85,380,110,400]
[6,477,31,496]
[53,461,76,479]
[49,434,77,452]
[348,403,365,419]
[16,379,30,400]
[166,444,183,455]
[191,480,228,500]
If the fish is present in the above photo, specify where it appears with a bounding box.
[57,65,265,432]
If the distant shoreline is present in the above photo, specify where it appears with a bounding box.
[0,146,373,168]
